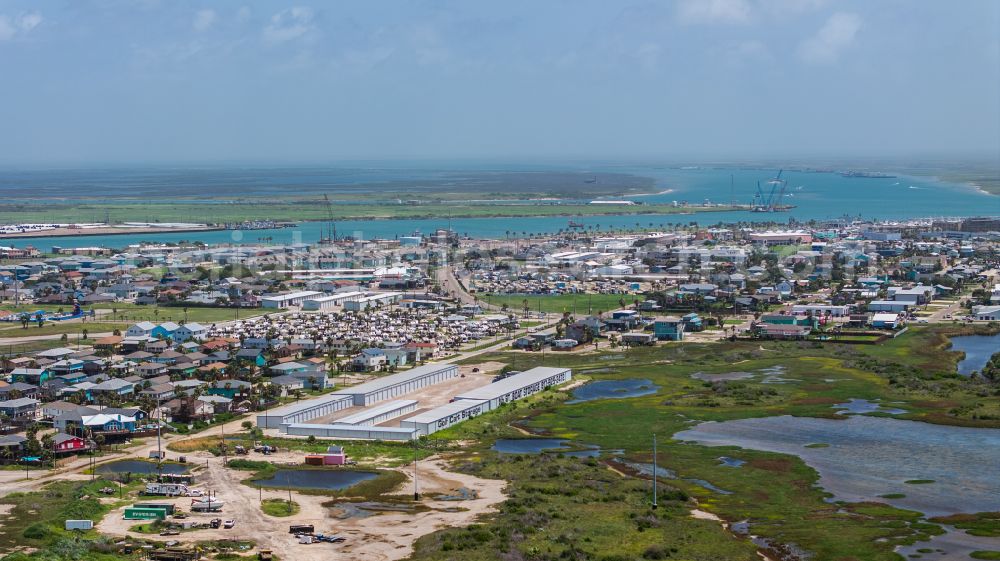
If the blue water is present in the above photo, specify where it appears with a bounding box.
[1,164,995,249]
[675,415,1000,516]
[949,333,1000,376]
[491,438,573,454]
[566,378,660,404]
[252,469,378,490]
[833,398,907,415]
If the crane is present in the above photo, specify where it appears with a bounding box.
[322,194,336,243]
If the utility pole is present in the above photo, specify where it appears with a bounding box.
[651,433,658,510]
[155,397,163,479]
[413,439,419,501]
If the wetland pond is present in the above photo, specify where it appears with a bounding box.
[492,439,622,457]
[253,469,379,490]
[96,460,189,475]
[674,415,1000,517]
[950,332,1000,376]
[567,378,660,404]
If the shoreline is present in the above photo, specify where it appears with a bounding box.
[0,225,227,240]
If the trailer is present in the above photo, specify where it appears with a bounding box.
[289,524,314,534]
[144,483,191,496]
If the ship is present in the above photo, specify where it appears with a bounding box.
[568,220,585,228]
[840,171,897,179]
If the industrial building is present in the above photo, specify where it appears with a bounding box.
[339,363,458,406]
[256,393,353,429]
[283,423,419,441]
[301,291,367,311]
[452,367,572,411]
[334,400,417,426]
[260,290,325,309]
[400,398,488,435]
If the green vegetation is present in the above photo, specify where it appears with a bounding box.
[930,512,1000,537]
[261,498,300,517]
[482,292,634,315]
[904,480,936,485]
[0,200,737,225]
[804,443,829,448]
[0,478,141,561]
[408,326,1000,560]
[169,435,438,466]
[971,552,1000,560]
[879,493,907,499]
[411,454,756,560]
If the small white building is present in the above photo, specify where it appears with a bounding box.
[261,291,325,309]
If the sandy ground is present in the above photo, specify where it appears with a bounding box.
[96,452,505,561]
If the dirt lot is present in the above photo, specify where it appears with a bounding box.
[96,452,505,561]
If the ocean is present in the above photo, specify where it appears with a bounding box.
[0,163,995,249]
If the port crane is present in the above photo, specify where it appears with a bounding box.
[320,194,337,243]
[751,169,791,212]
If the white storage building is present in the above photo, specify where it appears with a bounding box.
[453,367,572,410]
[301,291,367,311]
[340,363,457,406]
[400,399,489,436]
[283,423,419,441]
[334,400,417,426]
[261,291,325,309]
[256,393,353,429]
[343,292,403,311]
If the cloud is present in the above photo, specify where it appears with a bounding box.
[798,12,862,63]
[720,40,773,65]
[18,11,42,32]
[677,0,751,24]
[0,11,42,41]
[193,9,216,32]
[263,6,314,44]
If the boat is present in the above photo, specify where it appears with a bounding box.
[568,221,585,228]
[190,498,224,512]
[840,171,897,179]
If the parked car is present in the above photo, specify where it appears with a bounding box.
[223,519,235,529]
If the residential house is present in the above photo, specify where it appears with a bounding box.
[653,317,686,341]
[0,397,40,420]
[52,432,89,454]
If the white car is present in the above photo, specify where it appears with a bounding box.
[223,519,235,529]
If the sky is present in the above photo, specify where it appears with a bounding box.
[0,0,998,164]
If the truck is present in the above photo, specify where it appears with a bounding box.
[144,483,191,496]
[149,451,166,460]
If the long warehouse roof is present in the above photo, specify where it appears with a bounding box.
[335,400,417,425]
[343,363,456,396]
[401,399,487,424]
[261,393,352,418]
[454,367,571,401]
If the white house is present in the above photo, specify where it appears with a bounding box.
[174,322,208,342]
[126,321,157,338]
[972,306,1000,321]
